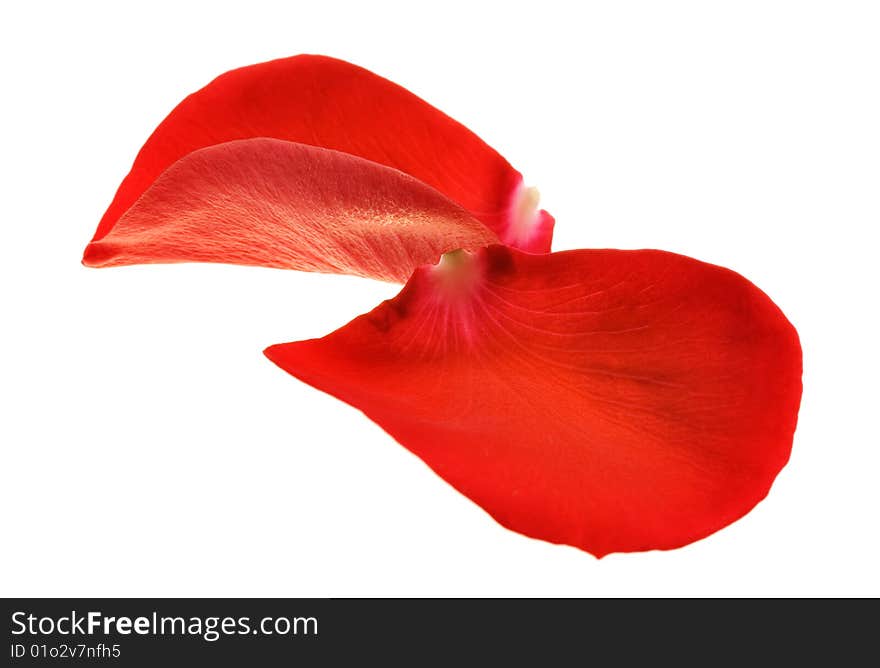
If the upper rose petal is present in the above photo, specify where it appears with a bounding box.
[91,54,553,253]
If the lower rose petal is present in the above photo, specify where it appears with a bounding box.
[265,245,802,556]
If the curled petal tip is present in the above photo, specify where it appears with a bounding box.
[82,242,110,268]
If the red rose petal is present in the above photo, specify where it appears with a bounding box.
[82,139,499,282]
[264,245,802,556]
[92,54,553,252]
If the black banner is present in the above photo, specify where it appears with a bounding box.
[1,598,873,664]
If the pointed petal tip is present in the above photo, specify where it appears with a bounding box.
[263,343,284,365]
[82,242,109,267]
[499,184,556,253]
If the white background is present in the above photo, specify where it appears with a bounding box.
[2,1,878,597]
